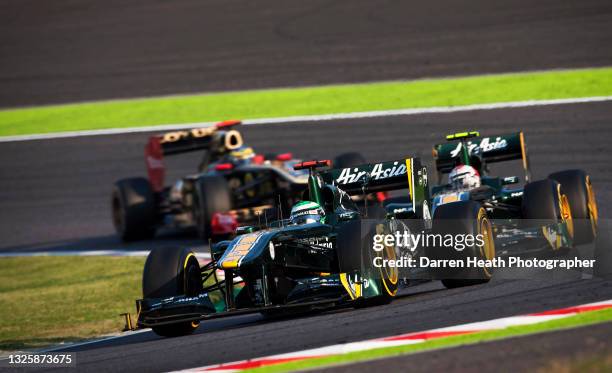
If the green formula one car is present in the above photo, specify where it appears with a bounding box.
[428,131,599,260]
[133,157,484,337]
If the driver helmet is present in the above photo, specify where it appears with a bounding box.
[449,164,481,190]
[290,201,325,225]
[228,146,255,165]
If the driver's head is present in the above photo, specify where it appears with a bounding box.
[449,164,481,189]
[228,146,255,165]
[290,201,325,225]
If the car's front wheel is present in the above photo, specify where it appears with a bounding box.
[143,247,203,337]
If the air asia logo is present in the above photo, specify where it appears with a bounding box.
[450,137,508,158]
[336,161,407,185]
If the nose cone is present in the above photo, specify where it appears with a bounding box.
[218,232,266,269]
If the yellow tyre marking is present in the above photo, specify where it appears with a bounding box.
[586,176,598,236]
[183,252,197,294]
[378,223,398,297]
[184,253,195,270]
[381,272,398,297]
[477,208,495,279]
[382,243,399,285]
[560,194,574,240]
[184,253,201,330]
[556,184,574,240]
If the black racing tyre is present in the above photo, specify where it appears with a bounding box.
[333,152,366,169]
[193,175,232,239]
[522,179,563,220]
[336,220,397,306]
[336,220,363,273]
[548,170,598,245]
[362,221,398,305]
[522,179,574,244]
[143,247,203,337]
[432,201,495,289]
[112,177,157,241]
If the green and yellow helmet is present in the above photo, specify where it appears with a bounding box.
[290,201,325,225]
[228,146,255,164]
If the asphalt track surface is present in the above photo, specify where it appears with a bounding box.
[2,0,612,107]
[1,102,612,372]
[2,101,612,253]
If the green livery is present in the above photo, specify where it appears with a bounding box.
[134,157,435,336]
[429,130,598,257]
[433,131,531,181]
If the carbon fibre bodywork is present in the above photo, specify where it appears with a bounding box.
[429,131,574,256]
[136,158,429,328]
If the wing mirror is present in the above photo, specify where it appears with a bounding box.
[236,226,256,235]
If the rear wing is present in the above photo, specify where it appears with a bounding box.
[321,158,429,211]
[432,132,530,181]
[145,120,243,192]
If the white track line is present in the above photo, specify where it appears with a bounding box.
[2,96,611,143]
[0,250,211,258]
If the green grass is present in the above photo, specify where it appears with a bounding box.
[0,257,144,352]
[2,67,612,137]
[243,308,612,373]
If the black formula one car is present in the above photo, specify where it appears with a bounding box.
[428,131,599,259]
[132,157,465,337]
[112,121,370,242]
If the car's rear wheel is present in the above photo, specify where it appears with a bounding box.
[193,176,232,239]
[548,170,598,244]
[143,247,203,337]
[432,201,496,289]
[112,177,157,241]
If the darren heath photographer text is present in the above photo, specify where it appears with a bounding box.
[371,231,595,269]
[372,256,595,269]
